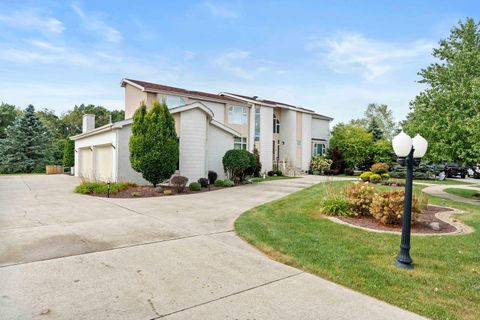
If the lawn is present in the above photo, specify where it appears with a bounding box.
[250,176,298,183]
[444,188,480,199]
[235,181,480,320]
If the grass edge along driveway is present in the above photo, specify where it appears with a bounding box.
[235,181,479,320]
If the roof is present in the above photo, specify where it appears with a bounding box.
[121,78,246,104]
[221,92,333,121]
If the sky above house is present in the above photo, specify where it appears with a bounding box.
[0,1,478,124]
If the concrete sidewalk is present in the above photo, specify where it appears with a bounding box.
[0,175,425,319]
[423,184,480,206]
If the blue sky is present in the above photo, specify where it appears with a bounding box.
[0,1,478,124]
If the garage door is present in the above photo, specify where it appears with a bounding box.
[79,148,93,179]
[94,145,113,181]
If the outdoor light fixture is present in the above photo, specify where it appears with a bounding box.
[107,181,111,198]
[392,131,428,269]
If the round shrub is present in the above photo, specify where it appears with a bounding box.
[370,190,423,224]
[360,171,373,182]
[189,182,202,191]
[311,156,333,172]
[208,170,218,184]
[214,179,225,187]
[381,173,390,181]
[267,171,275,177]
[223,149,256,181]
[371,163,389,174]
[369,173,382,184]
[170,175,188,193]
[197,177,209,188]
[223,179,234,187]
[321,196,351,216]
[344,182,375,216]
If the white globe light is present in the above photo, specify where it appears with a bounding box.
[412,134,428,158]
[392,131,412,157]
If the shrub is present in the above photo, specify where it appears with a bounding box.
[381,173,390,181]
[189,182,202,191]
[214,179,225,187]
[253,147,262,177]
[267,171,274,177]
[370,190,424,224]
[131,191,140,197]
[197,178,209,188]
[275,170,283,176]
[208,171,218,184]
[74,181,136,194]
[222,149,256,181]
[170,175,188,193]
[163,189,172,195]
[311,156,333,172]
[371,163,389,174]
[344,182,375,216]
[324,169,340,175]
[321,197,351,216]
[223,179,234,187]
[345,168,354,176]
[360,171,373,182]
[63,138,75,167]
[369,173,382,184]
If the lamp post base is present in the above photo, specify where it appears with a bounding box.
[395,260,414,270]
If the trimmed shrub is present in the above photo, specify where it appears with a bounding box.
[208,171,218,184]
[360,171,373,182]
[369,173,382,184]
[223,179,234,187]
[321,197,351,216]
[131,191,140,197]
[344,182,375,216]
[197,178,209,188]
[253,147,262,177]
[267,171,275,177]
[189,182,202,191]
[370,190,424,224]
[275,170,283,176]
[63,138,75,167]
[74,182,135,194]
[311,156,333,172]
[214,179,225,187]
[371,162,389,174]
[171,175,188,193]
[222,149,256,181]
[381,173,390,181]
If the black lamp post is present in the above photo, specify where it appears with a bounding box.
[392,132,428,269]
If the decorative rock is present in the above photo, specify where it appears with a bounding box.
[429,222,441,231]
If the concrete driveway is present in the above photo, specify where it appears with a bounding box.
[0,175,425,319]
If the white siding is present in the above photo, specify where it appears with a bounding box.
[301,113,312,171]
[259,106,274,172]
[193,99,225,122]
[207,124,233,179]
[280,109,297,166]
[311,118,330,142]
[179,108,208,183]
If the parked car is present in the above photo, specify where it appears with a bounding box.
[468,166,480,179]
[444,163,468,178]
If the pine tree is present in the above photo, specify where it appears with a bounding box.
[367,118,383,141]
[129,101,179,186]
[63,138,75,167]
[0,105,50,173]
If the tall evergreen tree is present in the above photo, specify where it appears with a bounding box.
[0,102,21,139]
[403,18,480,163]
[367,118,383,141]
[129,101,179,186]
[0,105,50,173]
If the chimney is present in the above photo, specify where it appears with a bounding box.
[82,114,95,133]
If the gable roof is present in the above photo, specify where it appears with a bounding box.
[121,78,246,105]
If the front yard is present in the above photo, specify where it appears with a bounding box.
[235,181,480,320]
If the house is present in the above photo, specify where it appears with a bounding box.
[71,79,332,184]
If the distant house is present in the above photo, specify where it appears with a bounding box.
[71,79,332,184]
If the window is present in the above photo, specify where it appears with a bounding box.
[228,106,247,125]
[273,114,280,134]
[162,95,187,108]
[234,136,247,150]
[254,107,260,141]
[313,143,326,156]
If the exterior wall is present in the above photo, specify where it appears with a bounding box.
[301,113,312,171]
[93,145,113,181]
[125,84,147,119]
[194,99,225,122]
[311,118,330,142]
[259,106,274,172]
[116,125,150,185]
[248,104,255,151]
[172,113,180,136]
[207,124,233,180]
[146,92,157,108]
[226,103,249,138]
[295,113,303,168]
[179,108,208,183]
[280,109,297,167]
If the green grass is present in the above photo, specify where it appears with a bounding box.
[74,181,136,194]
[235,181,480,320]
[444,188,480,200]
[250,176,298,183]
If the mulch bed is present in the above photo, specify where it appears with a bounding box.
[88,185,228,198]
[337,205,457,234]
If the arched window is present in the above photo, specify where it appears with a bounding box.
[273,114,280,134]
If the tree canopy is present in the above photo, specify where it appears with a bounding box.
[403,18,480,164]
[351,103,398,140]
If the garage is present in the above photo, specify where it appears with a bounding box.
[78,147,93,179]
[93,144,113,181]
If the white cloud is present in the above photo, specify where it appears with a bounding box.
[306,32,433,80]
[30,40,65,52]
[213,50,272,80]
[183,50,196,60]
[203,1,238,18]
[0,9,64,33]
[71,3,122,43]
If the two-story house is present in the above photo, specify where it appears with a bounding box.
[71,79,332,184]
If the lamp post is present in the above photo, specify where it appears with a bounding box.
[392,131,428,269]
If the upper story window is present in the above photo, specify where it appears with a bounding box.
[162,95,187,109]
[228,106,247,125]
[273,114,280,134]
[254,107,260,141]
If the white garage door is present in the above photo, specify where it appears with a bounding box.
[94,145,113,181]
[79,148,93,179]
